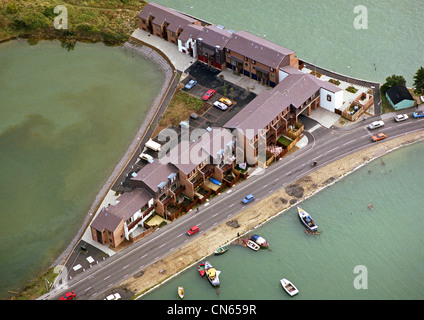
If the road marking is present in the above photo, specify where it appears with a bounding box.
[123,264,130,269]
[84,287,91,292]
[169,247,174,252]
[141,254,148,259]
[229,203,235,208]
[159,243,166,248]
[274,178,279,182]
[212,213,219,217]
[308,124,321,133]
[104,275,110,280]
[226,190,232,194]
[263,184,268,188]
[177,233,183,238]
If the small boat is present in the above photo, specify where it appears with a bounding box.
[210,178,222,186]
[177,286,184,299]
[297,206,318,231]
[204,261,220,287]
[214,245,228,255]
[243,239,260,251]
[250,235,269,248]
[280,278,299,297]
[198,262,206,277]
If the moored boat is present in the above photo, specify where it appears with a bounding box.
[204,261,220,287]
[297,206,318,231]
[178,286,184,299]
[243,238,260,251]
[198,262,206,277]
[280,278,299,297]
[214,245,228,255]
[250,235,269,248]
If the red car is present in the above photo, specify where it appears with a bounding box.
[187,225,199,235]
[59,291,76,300]
[202,89,216,101]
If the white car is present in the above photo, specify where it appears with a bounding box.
[105,293,121,300]
[213,101,228,111]
[394,114,408,122]
[368,120,385,130]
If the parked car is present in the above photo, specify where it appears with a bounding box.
[368,120,385,130]
[413,111,424,118]
[372,133,387,142]
[213,101,228,111]
[187,225,199,235]
[242,194,255,204]
[219,97,233,106]
[59,291,76,300]
[185,80,197,90]
[202,89,216,101]
[105,293,121,300]
[394,114,408,122]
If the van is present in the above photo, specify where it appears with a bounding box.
[145,139,161,152]
[139,153,154,163]
[368,120,384,130]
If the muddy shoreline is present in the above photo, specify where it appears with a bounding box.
[118,130,424,299]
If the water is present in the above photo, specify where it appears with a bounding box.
[153,0,424,86]
[142,141,424,300]
[0,40,164,299]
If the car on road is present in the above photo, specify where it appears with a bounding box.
[242,194,255,204]
[185,80,197,90]
[219,97,233,106]
[368,120,385,130]
[394,114,408,122]
[59,291,76,300]
[372,133,387,142]
[105,293,121,300]
[202,89,216,101]
[187,225,199,235]
[413,111,424,118]
[213,100,228,111]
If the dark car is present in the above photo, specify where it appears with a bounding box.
[185,80,197,90]
[59,291,76,300]
[202,89,216,101]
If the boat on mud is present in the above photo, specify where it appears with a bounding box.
[297,206,318,231]
[243,238,260,251]
[280,278,299,297]
[214,245,228,255]
[250,235,269,248]
[204,261,220,286]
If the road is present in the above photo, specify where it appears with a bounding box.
[43,112,424,300]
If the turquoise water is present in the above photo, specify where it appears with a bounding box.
[142,141,424,299]
[153,0,424,86]
[0,40,164,299]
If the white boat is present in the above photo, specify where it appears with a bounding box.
[204,261,220,286]
[297,206,318,231]
[243,239,260,251]
[280,278,299,297]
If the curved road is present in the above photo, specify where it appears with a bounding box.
[42,113,424,300]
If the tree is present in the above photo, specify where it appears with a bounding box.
[381,74,406,94]
[413,66,424,96]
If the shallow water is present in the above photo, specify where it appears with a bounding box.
[0,40,164,299]
[142,141,424,300]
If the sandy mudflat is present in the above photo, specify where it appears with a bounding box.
[120,130,424,298]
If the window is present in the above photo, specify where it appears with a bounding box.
[327,94,332,102]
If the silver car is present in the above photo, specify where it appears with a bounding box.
[368,120,385,130]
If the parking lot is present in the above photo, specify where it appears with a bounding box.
[117,61,258,191]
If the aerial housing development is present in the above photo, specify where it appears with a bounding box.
[89,2,345,249]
